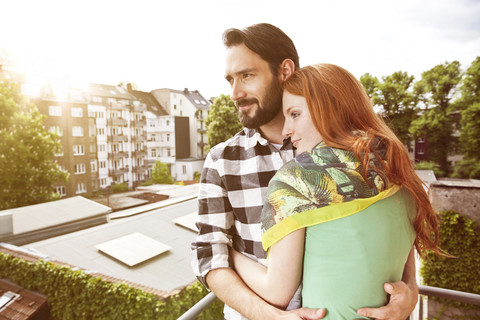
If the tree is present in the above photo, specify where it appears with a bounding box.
[409,61,462,174]
[453,56,480,110]
[360,71,417,145]
[0,80,68,209]
[453,57,480,178]
[204,94,242,153]
[453,102,480,178]
[151,160,174,184]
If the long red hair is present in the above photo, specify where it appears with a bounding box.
[282,63,442,257]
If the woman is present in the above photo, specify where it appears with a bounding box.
[231,63,443,319]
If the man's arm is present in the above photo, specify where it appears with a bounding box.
[357,246,418,320]
[207,268,326,320]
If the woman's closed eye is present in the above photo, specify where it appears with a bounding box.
[290,111,300,119]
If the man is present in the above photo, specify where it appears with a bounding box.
[191,23,418,320]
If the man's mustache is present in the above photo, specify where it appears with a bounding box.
[235,98,259,109]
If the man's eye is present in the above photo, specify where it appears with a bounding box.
[243,73,253,79]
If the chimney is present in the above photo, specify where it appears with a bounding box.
[127,83,133,92]
[184,88,189,94]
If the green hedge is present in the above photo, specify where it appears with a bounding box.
[421,210,480,311]
[0,253,224,319]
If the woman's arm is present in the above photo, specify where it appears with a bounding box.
[231,228,306,309]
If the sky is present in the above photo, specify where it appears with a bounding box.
[1,0,479,100]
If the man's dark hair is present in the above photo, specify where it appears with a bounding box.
[222,23,300,76]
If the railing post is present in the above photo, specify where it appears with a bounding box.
[177,292,218,320]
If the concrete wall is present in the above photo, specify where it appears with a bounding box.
[430,183,480,225]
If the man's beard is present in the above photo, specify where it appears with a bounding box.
[236,78,283,129]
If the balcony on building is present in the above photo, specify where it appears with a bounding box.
[108,167,128,176]
[109,101,128,110]
[109,151,127,159]
[111,134,128,142]
[107,118,128,127]
[134,118,147,126]
[133,135,146,142]
[132,150,148,157]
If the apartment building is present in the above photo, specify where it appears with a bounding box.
[33,85,94,198]
[132,87,208,181]
[88,84,150,189]
[150,88,209,159]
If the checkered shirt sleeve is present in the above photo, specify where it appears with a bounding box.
[191,150,235,287]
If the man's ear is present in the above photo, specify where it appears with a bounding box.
[279,59,295,82]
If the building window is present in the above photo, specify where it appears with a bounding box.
[76,183,87,194]
[55,186,66,196]
[92,96,102,103]
[73,145,85,155]
[167,148,171,157]
[96,127,105,135]
[74,163,86,174]
[98,144,106,152]
[71,107,83,117]
[49,126,63,136]
[99,160,107,169]
[90,160,97,172]
[417,147,424,155]
[151,149,157,157]
[182,165,187,174]
[100,178,108,187]
[417,137,425,143]
[72,126,84,137]
[166,134,170,142]
[111,127,121,135]
[49,106,62,116]
[166,120,170,126]
[114,159,122,169]
[113,143,121,152]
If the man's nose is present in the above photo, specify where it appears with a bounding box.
[231,80,246,101]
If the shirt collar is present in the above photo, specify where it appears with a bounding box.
[243,128,294,151]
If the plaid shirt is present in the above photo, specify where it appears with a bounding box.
[191,128,295,320]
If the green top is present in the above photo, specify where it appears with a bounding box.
[261,142,416,319]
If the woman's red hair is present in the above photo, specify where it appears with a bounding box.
[282,63,442,257]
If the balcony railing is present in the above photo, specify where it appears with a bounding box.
[109,151,127,159]
[108,167,128,176]
[177,286,480,320]
[107,118,128,126]
[111,134,128,142]
[133,119,147,126]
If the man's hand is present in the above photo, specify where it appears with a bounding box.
[274,307,326,320]
[356,281,418,320]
